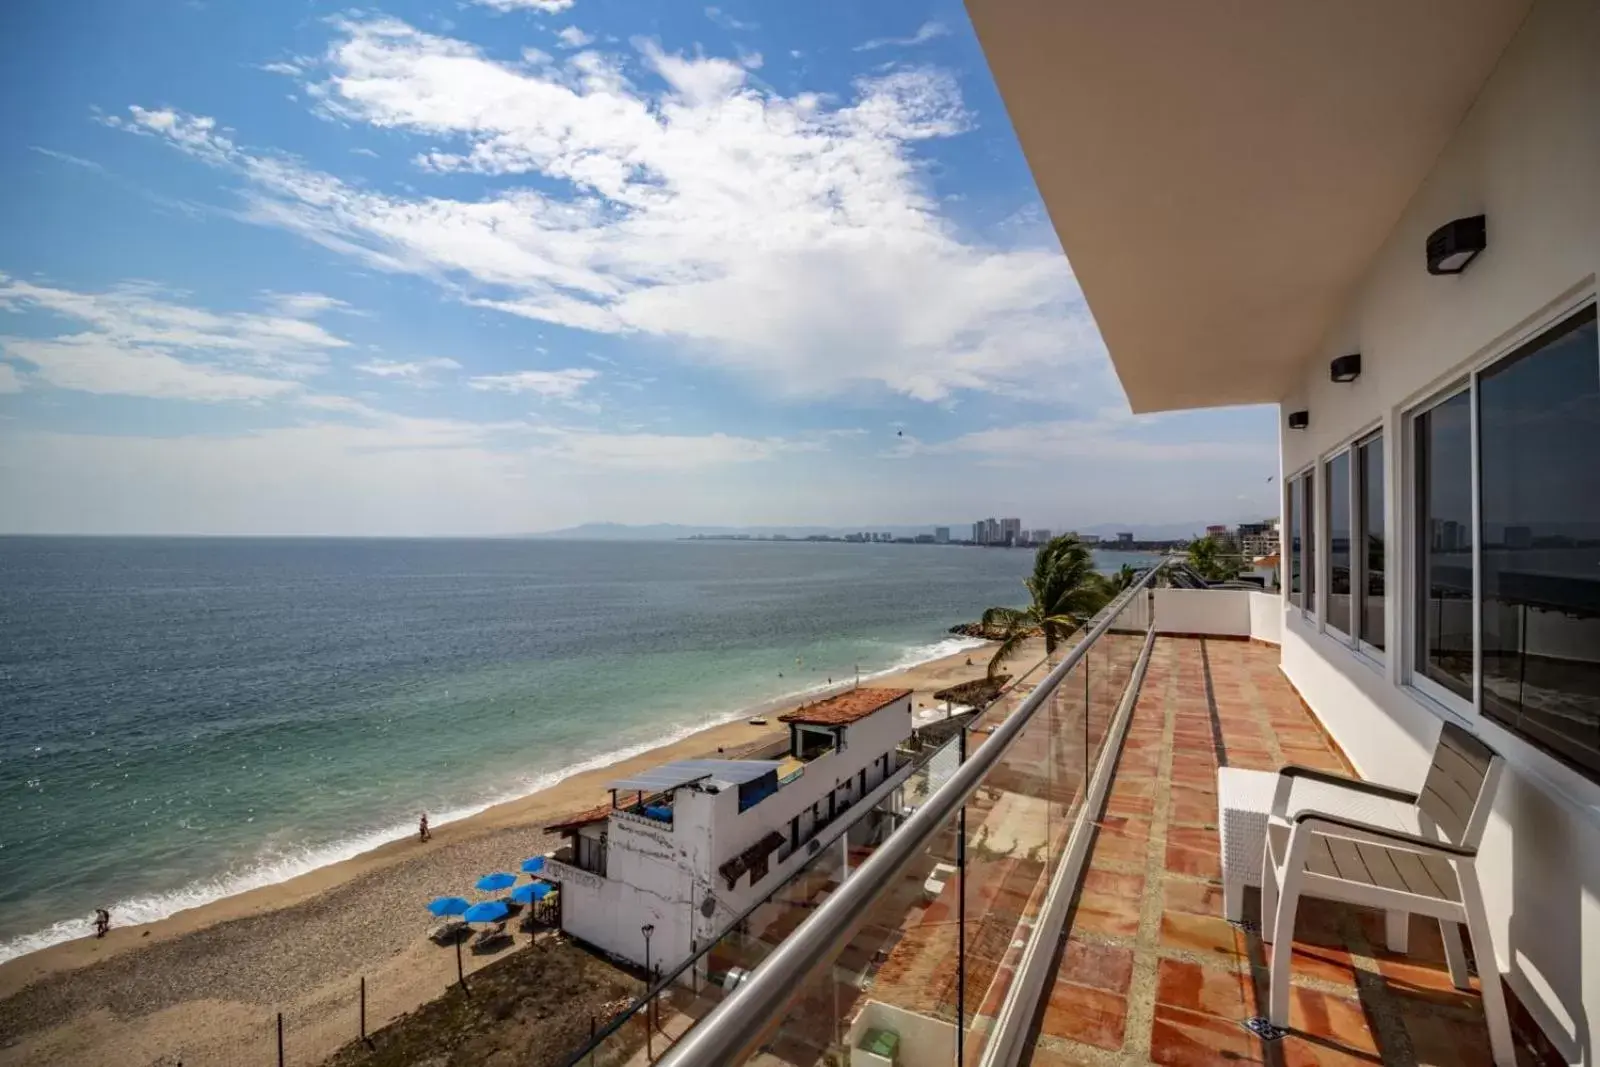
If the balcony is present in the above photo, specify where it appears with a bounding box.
[571,578,1565,1067]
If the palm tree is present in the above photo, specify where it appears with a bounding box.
[1186,536,1241,582]
[1099,563,1141,596]
[980,535,1111,677]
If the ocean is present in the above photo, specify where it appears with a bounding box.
[0,536,1156,962]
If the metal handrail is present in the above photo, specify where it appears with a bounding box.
[656,564,1164,1066]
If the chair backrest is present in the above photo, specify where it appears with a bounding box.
[1418,721,1502,849]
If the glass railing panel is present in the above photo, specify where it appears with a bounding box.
[732,806,964,1066]
[566,741,951,1066]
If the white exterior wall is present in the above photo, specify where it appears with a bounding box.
[1154,588,1252,637]
[1276,0,1600,1058]
[551,696,915,974]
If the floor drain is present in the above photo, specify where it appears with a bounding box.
[1242,1016,1287,1041]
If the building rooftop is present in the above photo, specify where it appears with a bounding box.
[608,758,780,794]
[778,687,913,727]
[543,801,613,835]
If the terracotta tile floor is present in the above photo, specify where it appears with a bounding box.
[1025,637,1556,1067]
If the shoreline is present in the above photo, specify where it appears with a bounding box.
[0,634,985,972]
[0,636,1026,1067]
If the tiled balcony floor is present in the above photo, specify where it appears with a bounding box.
[1026,636,1556,1067]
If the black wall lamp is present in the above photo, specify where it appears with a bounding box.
[1330,353,1361,383]
[1426,215,1487,275]
[1288,410,1309,430]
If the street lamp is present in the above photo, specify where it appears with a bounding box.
[641,923,656,1058]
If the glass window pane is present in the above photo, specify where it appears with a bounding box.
[1288,476,1302,606]
[1326,452,1351,635]
[1414,390,1474,702]
[1358,436,1386,651]
[1304,473,1316,613]
[1478,305,1600,779]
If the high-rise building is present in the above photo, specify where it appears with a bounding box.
[1116,532,1135,547]
[1205,524,1239,554]
[934,527,950,544]
[1237,520,1279,559]
[999,518,1022,546]
[972,521,986,544]
[1031,528,1052,544]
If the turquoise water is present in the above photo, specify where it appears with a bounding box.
[0,537,1156,961]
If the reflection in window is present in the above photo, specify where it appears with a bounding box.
[1358,435,1385,651]
[1326,451,1351,635]
[1414,390,1473,702]
[1287,476,1302,607]
[1304,473,1316,615]
[1478,306,1599,779]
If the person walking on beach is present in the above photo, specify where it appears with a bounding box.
[419,812,431,843]
[93,908,110,938]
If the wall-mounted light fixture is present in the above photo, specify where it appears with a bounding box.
[1330,353,1361,383]
[1288,410,1309,430]
[1426,215,1487,275]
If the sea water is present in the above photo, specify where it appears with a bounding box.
[0,536,1155,961]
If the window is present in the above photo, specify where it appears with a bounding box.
[1287,475,1303,607]
[1304,471,1317,614]
[1358,434,1386,651]
[1326,451,1352,635]
[1413,389,1474,703]
[1477,306,1599,778]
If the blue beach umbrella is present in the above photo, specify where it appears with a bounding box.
[510,882,551,905]
[463,900,510,924]
[426,896,471,917]
[476,872,517,892]
[520,856,546,874]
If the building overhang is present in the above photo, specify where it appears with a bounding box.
[964,0,1530,413]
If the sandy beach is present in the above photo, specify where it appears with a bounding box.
[0,639,1035,1067]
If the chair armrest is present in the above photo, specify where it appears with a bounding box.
[1292,810,1476,858]
[1270,764,1417,818]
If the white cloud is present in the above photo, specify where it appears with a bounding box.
[118,19,1102,404]
[29,147,107,173]
[259,61,303,76]
[354,356,462,383]
[532,428,793,469]
[0,363,24,393]
[468,367,597,397]
[898,415,1265,463]
[554,26,593,48]
[855,22,949,52]
[2,335,299,401]
[704,7,756,31]
[472,0,574,12]
[0,274,352,401]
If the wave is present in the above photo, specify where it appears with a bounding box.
[0,633,988,965]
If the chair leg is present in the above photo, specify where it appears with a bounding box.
[1440,920,1470,990]
[1385,910,1410,954]
[1268,873,1299,1027]
[1225,874,1245,923]
[1260,847,1279,943]
[1459,871,1516,1067]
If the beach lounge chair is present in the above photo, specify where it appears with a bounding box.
[428,918,466,944]
[472,921,513,953]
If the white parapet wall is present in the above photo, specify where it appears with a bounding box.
[846,999,956,1067]
[1152,588,1283,645]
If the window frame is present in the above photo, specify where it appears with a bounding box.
[1286,466,1315,617]
[1354,429,1387,662]
[1317,424,1384,659]
[1400,296,1600,761]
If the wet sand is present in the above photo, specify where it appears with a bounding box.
[0,639,1035,1067]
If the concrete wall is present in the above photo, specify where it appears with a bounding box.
[1276,0,1600,1058]
[846,999,956,1067]
[1153,589,1282,645]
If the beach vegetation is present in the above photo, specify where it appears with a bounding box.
[1185,535,1243,581]
[979,534,1110,677]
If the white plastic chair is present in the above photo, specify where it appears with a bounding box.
[1260,722,1514,1066]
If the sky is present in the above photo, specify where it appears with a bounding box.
[0,0,1278,536]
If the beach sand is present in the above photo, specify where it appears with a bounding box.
[0,639,1036,1067]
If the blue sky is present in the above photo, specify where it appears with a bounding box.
[0,0,1277,535]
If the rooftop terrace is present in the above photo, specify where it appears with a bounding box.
[1028,636,1561,1067]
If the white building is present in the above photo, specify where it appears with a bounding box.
[970,0,1599,1057]
[934,527,950,544]
[541,688,916,974]
[999,518,1022,546]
